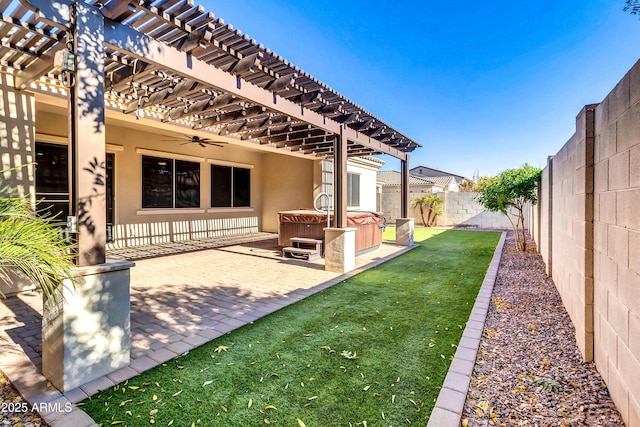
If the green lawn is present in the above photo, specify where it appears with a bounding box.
[82,228,500,426]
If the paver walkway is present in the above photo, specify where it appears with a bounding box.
[0,236,412,426]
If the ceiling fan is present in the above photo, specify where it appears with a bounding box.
[162,134,227,148]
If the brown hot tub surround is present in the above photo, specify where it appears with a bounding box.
[278,210,385,254]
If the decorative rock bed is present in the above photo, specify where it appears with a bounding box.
[462,232,623,426]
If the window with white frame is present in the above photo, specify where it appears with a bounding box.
[347,172,360,207]
[211,164,251,208]
[142,155,200,208]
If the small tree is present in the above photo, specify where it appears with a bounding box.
[475,164,541,251]
[410,194,444,227]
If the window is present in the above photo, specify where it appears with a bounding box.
[211,164,251,208]
[347,172,360,207]
[35,143,115,241]
[35,142,69,221]
[142,155,200,208]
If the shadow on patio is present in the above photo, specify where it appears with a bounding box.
[0,234,411,404]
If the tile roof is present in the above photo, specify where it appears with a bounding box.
[377,170,437,186]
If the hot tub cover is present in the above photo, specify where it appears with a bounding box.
[279,210,385,226]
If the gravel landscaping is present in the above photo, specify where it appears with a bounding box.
[462,232,624,426]
[0,372,43,426]
[1,231,626,426]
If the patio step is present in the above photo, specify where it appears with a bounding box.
[283,237,323,261]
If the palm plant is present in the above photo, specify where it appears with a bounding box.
[410,194,444,227]
[0,167,74,300]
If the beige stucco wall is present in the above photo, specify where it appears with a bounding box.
[261,153,316,233]
[0,76,38,294]
[1,74,36,200]
[536,59,640,426]
[35,108,320,244]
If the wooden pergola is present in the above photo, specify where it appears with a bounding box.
[0,0,419,266]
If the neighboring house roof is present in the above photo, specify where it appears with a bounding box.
[350,156,385,170]
[418,175,457,188]
[377,170,436,186]
[410,166,469,183]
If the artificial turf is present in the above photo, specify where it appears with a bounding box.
[81,228,500,426]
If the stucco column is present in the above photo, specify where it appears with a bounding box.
[39,2,134,393]
[324,227,356,273]
[70,2,107,266]
[400,155,410,218]
[333,128,348,228]
[395,218,414,246]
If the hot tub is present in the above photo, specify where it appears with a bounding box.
[278,210,385,254]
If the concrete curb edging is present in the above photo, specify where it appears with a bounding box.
[427,231,506,427]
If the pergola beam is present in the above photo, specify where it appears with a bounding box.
[261,73,296,92]
[175,92,236,123]
[221,52,259,75]
[103,17,407,160]
[106,58,154,92]
[20,0,71,31]
[125,77,200,114]
[195,104,266,129]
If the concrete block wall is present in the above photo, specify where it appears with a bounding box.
[549,105,596,362]
[534,59,640,426]
[436,192,528,230]
[537,157,553,276]
[591,61,640,426]
[379,190,527,230]
[378,191,402,223]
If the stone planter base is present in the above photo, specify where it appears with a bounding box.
[324,227,356,273]
[42,258,134,392]
[395,218,415,246]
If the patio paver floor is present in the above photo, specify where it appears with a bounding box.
[0,236,413,427]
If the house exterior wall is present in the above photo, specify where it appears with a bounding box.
[261,153,315,233]
[320,159,382,213]
[1,74,36,201]
[0,75,38,294]
[532,59,640,426]
[34,109,319,245]
[347,160,379,212]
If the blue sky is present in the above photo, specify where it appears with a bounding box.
[203,1,640,178]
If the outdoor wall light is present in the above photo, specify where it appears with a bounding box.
[54,49,75,72]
